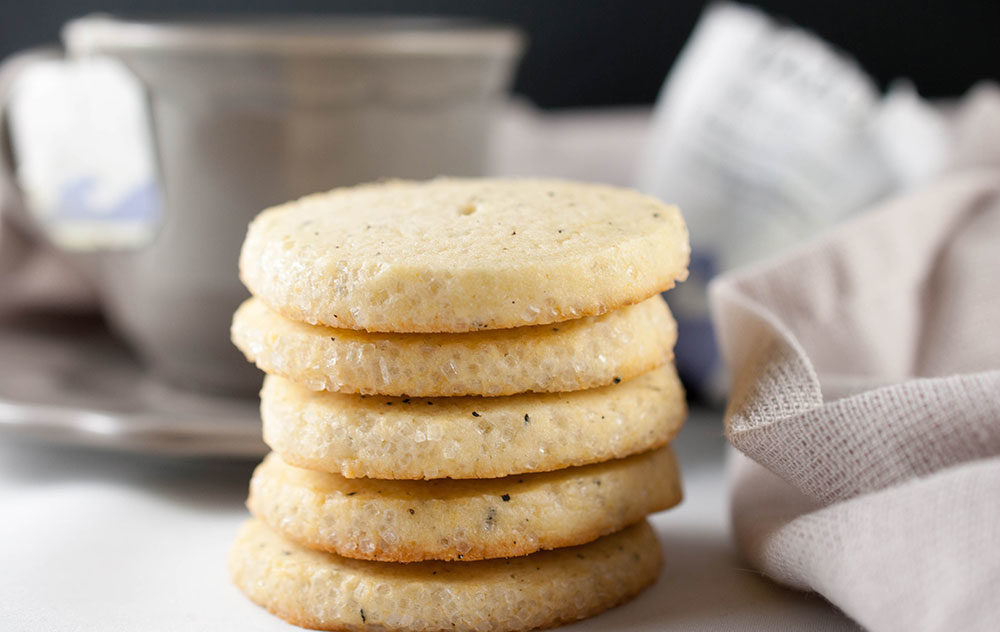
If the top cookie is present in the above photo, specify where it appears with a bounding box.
[240,178,689,333]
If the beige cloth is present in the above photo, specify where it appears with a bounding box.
[710,85,1000,632]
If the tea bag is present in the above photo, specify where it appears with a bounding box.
[636,3,949,398]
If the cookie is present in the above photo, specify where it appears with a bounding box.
[239,178,689,333]
[232,294,676,397]
[262,364,686,479]
[248,446,680,562]
[229,518,662,632]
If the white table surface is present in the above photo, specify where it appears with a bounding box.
[0,406,858,631]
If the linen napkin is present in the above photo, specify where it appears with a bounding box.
[710,85,1000,632]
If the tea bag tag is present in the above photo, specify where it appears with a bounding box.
[8,55,162,251]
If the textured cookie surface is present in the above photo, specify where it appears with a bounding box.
[233,295,676,397]
[230,518,662,632]
[262,364,686,479]
[239,178,689,333]
[248,446,680,562]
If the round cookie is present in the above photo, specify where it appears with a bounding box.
[229,518,662,632]
[232,294,676,397]
[262,363,685,479]
[248,446,681,562]
[239,177,689,333]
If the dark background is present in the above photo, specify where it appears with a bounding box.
[1,0,998,108]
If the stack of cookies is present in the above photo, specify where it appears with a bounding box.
[229,178,690,631]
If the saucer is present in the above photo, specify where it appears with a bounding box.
[0,311,265,458]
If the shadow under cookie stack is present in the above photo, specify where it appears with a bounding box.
[229,178,690,632]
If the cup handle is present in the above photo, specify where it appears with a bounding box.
[0,47,62,235]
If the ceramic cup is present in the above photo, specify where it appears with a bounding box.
[0,15,523,394]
